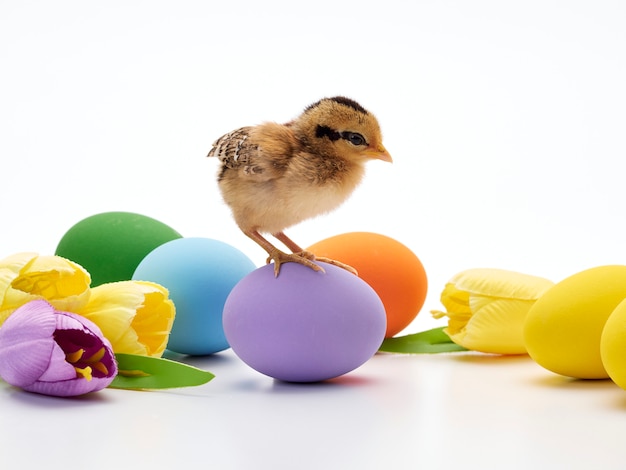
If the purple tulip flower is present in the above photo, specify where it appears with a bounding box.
[0,299,117,396]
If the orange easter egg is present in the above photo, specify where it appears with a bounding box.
[308,232,427,337]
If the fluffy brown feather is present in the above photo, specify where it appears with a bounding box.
[208,96,392,276]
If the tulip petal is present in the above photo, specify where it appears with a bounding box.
[0,299,117,397]
[12,255,91,312]
[0,253,39,324]
[23,374,115,397]
[0,253,91,326]
[431,268,554,354]
[449,268,554,300]
[37,343,77,382]
[77,281,139,332]
[131,282,175,356]
[0,253,38,293]
[0,299,56,387]
[459,297,537,354]
[53,311,118,379]
[78,280,175,357]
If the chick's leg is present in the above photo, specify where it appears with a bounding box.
[244,229,324,277]
[272,232,358,276]
[271,232,307,254]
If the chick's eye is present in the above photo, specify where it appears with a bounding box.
[344,132,366,146]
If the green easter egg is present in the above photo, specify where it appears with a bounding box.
[55,211,182,286]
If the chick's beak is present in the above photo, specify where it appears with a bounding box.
[364,144,393,163]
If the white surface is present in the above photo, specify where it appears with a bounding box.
[2,1,626,468]
[2,349,626,470]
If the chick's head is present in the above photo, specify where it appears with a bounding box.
[293,96,392,163]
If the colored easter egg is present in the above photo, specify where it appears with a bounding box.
[523,265,626,379]
[223,262,387,382]
[601,299,626,389]
[56,211,182,287]
[307,232,427,337]
[132,237,256,355]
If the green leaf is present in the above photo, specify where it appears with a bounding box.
[109,353,215,390]
[379,327,468,354]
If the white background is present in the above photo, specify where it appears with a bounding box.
[2,1,626,469]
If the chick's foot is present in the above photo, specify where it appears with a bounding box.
[308,255,358,276]
[291,250,358,276]
[267,250,325,277]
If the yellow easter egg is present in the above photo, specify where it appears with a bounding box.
[600,299,626,389]
[523,265,626,379]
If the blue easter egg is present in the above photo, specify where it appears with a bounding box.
[132,237,256,355]
[223,262,387,382]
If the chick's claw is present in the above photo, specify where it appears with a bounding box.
[290,250,357,276]
[266,249,358,277]
[266,250,326,277]
[313,257,358,276]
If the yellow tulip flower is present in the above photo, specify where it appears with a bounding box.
[431,268,554,354]
[0,252,91,326]
[77,280,175,357]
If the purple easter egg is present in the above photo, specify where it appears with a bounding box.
[223,262,387,382]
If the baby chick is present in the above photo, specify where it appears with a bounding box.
[207,96,392,276]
